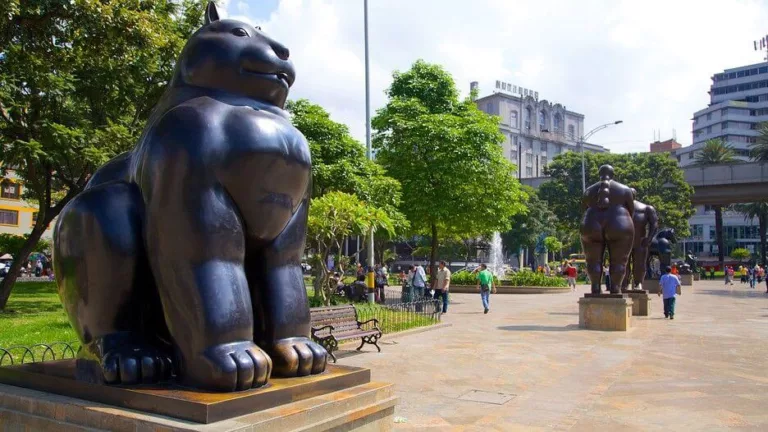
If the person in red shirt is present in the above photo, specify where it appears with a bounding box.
[565,261,578,292]
[671,265,679,275]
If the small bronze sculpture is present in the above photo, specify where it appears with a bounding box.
[647,228,677,277]
[622,188,658,290]
[580,165,635,294]
[53,2,327,392]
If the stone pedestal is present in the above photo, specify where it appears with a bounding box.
[578,294,633,331]
[680,273,693,286]
[0,360,397,431]
[643,279,660,294]
[621,289,651,316]
[694,273,701,281]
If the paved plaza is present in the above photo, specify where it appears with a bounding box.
[339,280,768,430]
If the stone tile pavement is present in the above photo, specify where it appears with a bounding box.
[337,280,768,430]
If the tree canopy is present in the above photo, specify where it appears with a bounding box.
[372,60,527,279]
[694,139,736,166]
[501,186,556,255]
[0,0,208,309]
[539,151,694,237]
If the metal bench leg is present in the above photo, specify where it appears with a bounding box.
[356,339,365,351]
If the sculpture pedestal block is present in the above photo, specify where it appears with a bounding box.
[694,273,701,281]
[643,279,660,294]
[579,295,633,331]
[680,273,693,286]
[0,360,397,431]
[621,289,651,316]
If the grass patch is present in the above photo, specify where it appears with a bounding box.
[0,282,76,347]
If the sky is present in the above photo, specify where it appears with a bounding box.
[219,0,768,153]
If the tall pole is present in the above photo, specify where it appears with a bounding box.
[364,0,375,304]
[580,120,623,193]
[580,138,586,193]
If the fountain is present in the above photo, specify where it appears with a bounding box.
[489,232,505,278]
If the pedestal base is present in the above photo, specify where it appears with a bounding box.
[680,273,693,286]
[578,295,633,331]
[621,289,651,316]
[0,360,397,431]
[643,279,660,294]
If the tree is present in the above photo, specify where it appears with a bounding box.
[307,192,394,305]
[735,202,768,265]
[539,152,694,236]
[543,236,564,262]
[750,122,768,162]
[0,0,208,309]
[731,247,751,261]
[0,234,49,258]
[693,139,736,268]
[286,99,407,262]
[373,60,527,283]
[501,186,557,266]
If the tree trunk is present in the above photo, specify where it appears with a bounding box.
[715,205,724,269]
[760,213,767,266]
[429,223,438,289]
[0,222,50,310]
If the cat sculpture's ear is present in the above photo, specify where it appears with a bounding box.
[205,1,220,25]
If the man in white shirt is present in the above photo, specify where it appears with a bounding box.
[435,261,451,313]
[659,266,681,319]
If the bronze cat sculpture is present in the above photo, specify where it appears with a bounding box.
[53,2,327,392]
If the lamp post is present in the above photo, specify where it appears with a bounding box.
[364,0,375,303]
[579,120,623,192]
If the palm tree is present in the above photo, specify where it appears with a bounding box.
[694,139,736,268]
[735,202,768,265]
[749,122,768,162]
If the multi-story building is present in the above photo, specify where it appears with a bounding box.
[472,81,608,179]
[0,170,53,240]
[676,61,768,166]
[650,138,682,153]
[676,61,768,258]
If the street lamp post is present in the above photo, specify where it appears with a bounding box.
[579,120,623,192]
[364,0,375,304]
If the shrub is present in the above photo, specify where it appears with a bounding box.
[501,270,568,287]
[450,270,500,286]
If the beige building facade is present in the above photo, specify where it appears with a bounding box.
[0,170,53,240]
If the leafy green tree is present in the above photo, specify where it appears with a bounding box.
[286,99,407,263]
[731,247,751,261]
[734,202,768,265]
[693,138,736,268]
[749,122,768,162]
[539,151,694,236]
[307,192,394,305]
[0,234,49,258]
[501,186,557,265]
[0,0,207,309]
[373,60,527,282]
[543,236,564,261]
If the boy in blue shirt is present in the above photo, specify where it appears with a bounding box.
[659,266,681,319]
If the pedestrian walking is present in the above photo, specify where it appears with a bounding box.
[602,263,611,290]
[565,261,578,292]
[435,261,451,313]
[727,266,735,286]
[413,264,428,298]
[374,264,388,303]
[709,267,715,281]
[476,263,495,314]
[659,265,681,319]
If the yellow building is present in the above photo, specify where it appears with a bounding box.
[0,171,54,240]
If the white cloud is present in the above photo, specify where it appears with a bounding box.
[233,0,768,153]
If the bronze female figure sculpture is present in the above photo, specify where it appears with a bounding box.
[53,2,327,392]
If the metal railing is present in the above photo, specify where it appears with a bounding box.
[355,298,441,334]
[0,341,80,366]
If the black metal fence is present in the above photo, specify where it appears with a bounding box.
[0,341,80,366]
[355,298,442,334]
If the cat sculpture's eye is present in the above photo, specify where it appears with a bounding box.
[231,28,249,37]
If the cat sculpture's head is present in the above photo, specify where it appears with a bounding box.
[176,2,295,108]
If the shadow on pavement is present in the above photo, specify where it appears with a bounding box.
[497,324,581,332]
[695,289,768,299]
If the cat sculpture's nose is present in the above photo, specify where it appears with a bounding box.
[271,41,290,61]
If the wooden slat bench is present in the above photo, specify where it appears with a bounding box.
[310,304,382,362]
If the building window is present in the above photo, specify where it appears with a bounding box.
[539,110,548,130]
[0,209,19,226]
[707,126,712,134]
[540,142,548,152]
[525,166,533,177]
[524,106,532,130]
[721,108,728,116]
[485,102,493,114]
[553,113,562,132]
[688,152,694,159]
[722,122,728,130]
[510,150,518,162]
[707,113,712,121]
[510,111,518,128]
[1,180,20,200]
[568,125,575,139]
[525,153,533,164]
[541,156,548,168]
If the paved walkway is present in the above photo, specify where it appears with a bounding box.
[338,280,768,430]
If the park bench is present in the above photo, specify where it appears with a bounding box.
[310,304,382,362]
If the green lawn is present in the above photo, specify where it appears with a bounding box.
[1,282,439,352]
